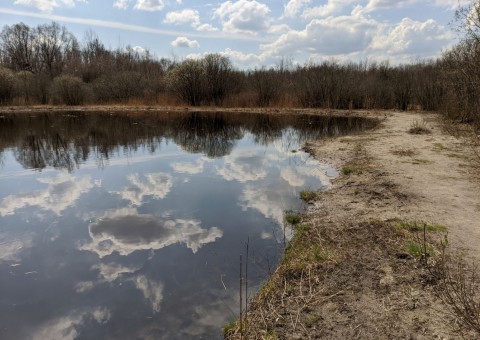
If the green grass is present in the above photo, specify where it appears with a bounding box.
[285,211,301,225]
[342,164,361,175]
[300,190,318,202]
[406,241,434,258]
[397,220,447,233]
[223,320,237,337]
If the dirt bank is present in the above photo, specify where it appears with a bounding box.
[226,111,480,339]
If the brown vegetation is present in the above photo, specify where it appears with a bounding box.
[0,1,479,132]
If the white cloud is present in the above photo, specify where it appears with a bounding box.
[302,0,355,18]
[268,24,291,34]
[113,0,129,10]
[284,0,311,18]
[112,172,172,207]
[214,0,272,35]
[432,0,470,9]
[220,48,264,65]
[13,0,82,12]
[80,207,223,257]
[133,275,164,313]
[164,8,218,32]
[171,36,200,48]
[32,308,111,340]
[0,174,95,216]
[261,15,379,57]
[371,18,453,55]
[134,0,164,11]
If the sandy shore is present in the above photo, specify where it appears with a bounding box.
[227,111,480,339]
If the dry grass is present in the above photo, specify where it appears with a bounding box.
[408,119,432,135]
[391,147,417,157]
[432,247,480,336]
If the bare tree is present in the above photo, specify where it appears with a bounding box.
[203,54,235,105]
[0,23,38,72]
[36,22,78,79]
[166,59,205,106]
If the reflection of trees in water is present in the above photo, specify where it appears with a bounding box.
[0,111,378,171]
[171,112,243,158]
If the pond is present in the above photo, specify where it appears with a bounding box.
[0,111,377,339]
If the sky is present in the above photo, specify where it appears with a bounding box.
[0,0,472,68]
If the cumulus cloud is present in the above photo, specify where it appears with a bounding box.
[32,307,111,340]
[0,173,95,216]
[111,172,172,207]
[219,48,264,65]
[284,0,311,18]
[268,24,291,35]
[371,17,453,55]
[133,275,164,313]
[261,15,379,57]
[164,9,218,31]
[302,0,356,18]
[214,0,272,35]
[134,0,164,11]
[432,0,470,9]
[79,207,223,257]
[13,0,83,12]
[171,36,200,48]
[113,0,130,10]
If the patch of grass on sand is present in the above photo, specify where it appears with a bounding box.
[391,147,417,157]
[406,241,434,258]
[408,119,431,135]
[342,164,362,175]
[285,211,301,225]
[300,190,318,202]
[397,220,447,233]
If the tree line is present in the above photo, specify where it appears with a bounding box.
[0,1,478,127]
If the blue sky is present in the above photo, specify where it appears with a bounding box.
[0,0,470,68]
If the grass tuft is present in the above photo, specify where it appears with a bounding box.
[408,119,431,135]
[397,220,447,233]
[285,211,301,225]
[300,190,318,202]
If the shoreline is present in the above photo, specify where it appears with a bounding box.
[226,110,480,339]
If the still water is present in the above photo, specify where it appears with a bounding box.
[0,111,377,339]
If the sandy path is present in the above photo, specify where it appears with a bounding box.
[363,112,480,258]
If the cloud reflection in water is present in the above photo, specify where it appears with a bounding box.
[80,208,223,258]
[0,173,95,216]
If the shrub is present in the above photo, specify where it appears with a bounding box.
[92,71,145,102]
[0,67,15,104]
[50,75,90,105]
[165,59,205,106]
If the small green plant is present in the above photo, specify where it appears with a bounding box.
[223,320,237,337]
[398,220,447,233]
[285,211,301,225]
[342,164,362,175]
[408,119,431,134]
[300,190,318,202]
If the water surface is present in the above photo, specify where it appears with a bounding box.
[0,111,377,339]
